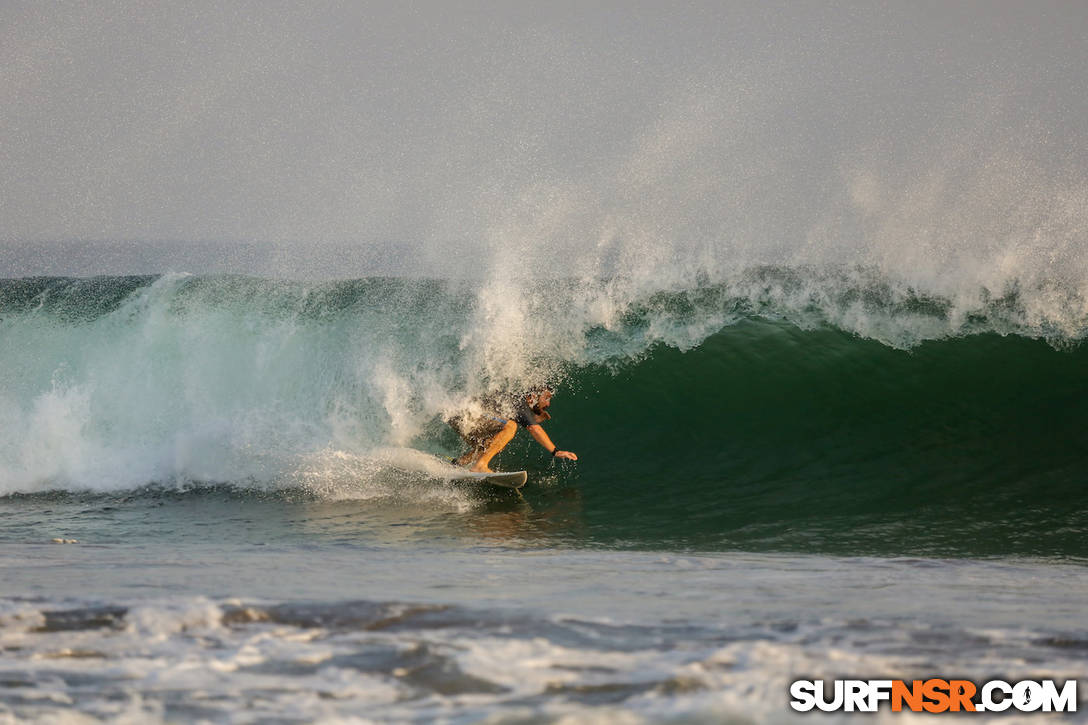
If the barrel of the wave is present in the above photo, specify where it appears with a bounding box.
[544,320,1088,555]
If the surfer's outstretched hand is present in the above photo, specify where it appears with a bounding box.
[554,450,578,461]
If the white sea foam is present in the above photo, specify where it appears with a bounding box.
[1,593,1084,724]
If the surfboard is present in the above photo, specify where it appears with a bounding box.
[451,469,527,489]
[434,455,527,489]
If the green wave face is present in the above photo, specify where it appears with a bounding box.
[1,273,1086,557]
[547,323,1088,556]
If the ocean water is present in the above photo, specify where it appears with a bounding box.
[1,271,1087,722]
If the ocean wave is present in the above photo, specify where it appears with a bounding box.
[0,271,1085,505]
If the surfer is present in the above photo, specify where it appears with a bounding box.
[448,386,578,473]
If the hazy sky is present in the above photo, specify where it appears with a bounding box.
[2,1,1086,278]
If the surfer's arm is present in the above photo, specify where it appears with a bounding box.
[525,424,578,461]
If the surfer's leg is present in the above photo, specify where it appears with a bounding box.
[470,420,518,473]
[460,443,489,467]
[453,417,505,467]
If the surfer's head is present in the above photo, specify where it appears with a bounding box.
[526,385,554,414]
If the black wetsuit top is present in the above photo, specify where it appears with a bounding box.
[510,399,548,428]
